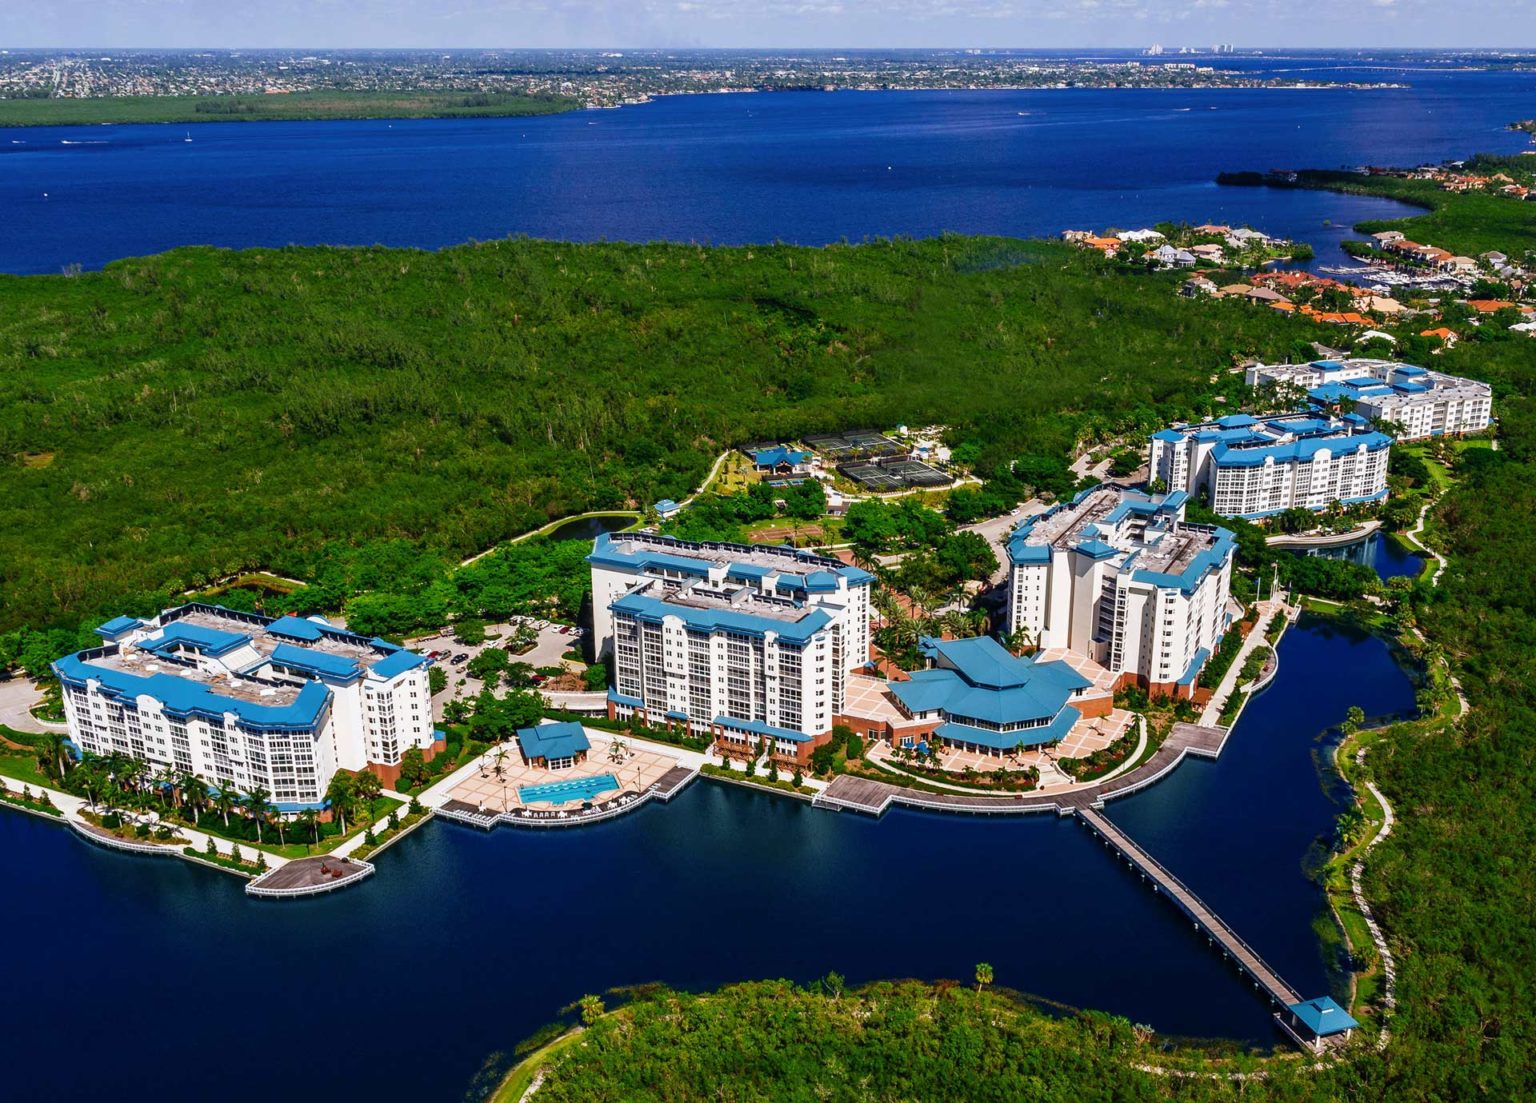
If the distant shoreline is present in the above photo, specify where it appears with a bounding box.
[0,81,1406,129]
[0,89,580,128]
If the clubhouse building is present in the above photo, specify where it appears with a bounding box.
[1245,358,1492,441]
[53,603,441,808]
[879,635,1114,758]
[588,532,875,764]
[1005,486,1235,698]
[1149,412,1391,520]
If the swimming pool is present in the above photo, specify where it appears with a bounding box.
[518,773,621,806]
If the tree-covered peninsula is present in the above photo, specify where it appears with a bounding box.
[0,237,1315,632]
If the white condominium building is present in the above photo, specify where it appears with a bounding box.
[54,604,438,808]
[588,532,875,754]
[1246,358,1492,440]
[1005,486,1235,697]
[1149,412,1391,520]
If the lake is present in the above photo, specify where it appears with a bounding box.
[5,56,1534,274]
[1297,529,1427,581]
[0,616,1415,1102]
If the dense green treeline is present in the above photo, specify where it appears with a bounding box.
[0,90,578,127]
[1357,327,1536,1098]
[0,237,1315,633]
[520,980,1330,1102]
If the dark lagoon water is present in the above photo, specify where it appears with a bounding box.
[539,513,635,543]
[0,616,1415,1103]
[1298,530,1426,581]
[4,55,1533,274]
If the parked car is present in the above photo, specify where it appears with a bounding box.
[451,653,469,665]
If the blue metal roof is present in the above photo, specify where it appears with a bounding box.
[516,721,591,761]
[139,621,251,658]
[890,638,1090,729]
[1287,996,1359,1036]
[654,499,680,513]
[713,715,813,743]
[1075,539,1122,559]
[607,689,643,708]
[1212,432,1391,468]
[1132,527,1235,594]
[1175,647,1211,687]
[1151,428,1184,443]
[53,652,331,732]
[268,642,362,683]
[95,615,144,639]
[370,649,430,679]
[934,708,1079,751]
[611,590,832,645]
[1217,414,1257,428]
[266,615,324,642]
[590,532,873,590]
[751,447,810,468]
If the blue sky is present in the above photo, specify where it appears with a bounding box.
[4,1,1533,50]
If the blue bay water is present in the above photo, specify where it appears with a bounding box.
[0,617,1415,1103]
[4,59,1534,274]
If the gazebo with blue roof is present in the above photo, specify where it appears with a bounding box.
[515,721,591,770]
[1279,995,1359,1052]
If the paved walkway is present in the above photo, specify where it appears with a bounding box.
[1199,597,1292,728]
[816,722,1228,817]
[1,775,291,868]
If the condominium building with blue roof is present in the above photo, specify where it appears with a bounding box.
[1148,409,1391,520]
[588,532,875,762]
[1005,486,1235,698]
[53,603,439,808]
[1244,357,1491,442]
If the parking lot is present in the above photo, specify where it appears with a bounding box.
[409,618,588,717]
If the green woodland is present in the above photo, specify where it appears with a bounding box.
[0,237,1319,634]
[0,90,578,127]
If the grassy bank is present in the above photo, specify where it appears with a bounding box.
[0,90,578,128]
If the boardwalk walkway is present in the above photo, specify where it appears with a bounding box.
[813,722,1229,818]
[1076,806,1301,1009]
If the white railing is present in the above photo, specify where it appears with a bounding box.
[437,789,659,831]
[245,858,376,898]
[68,817,187,858]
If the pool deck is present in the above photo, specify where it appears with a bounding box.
[430,725,702,830]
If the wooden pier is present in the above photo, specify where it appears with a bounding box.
[1076,805,1301,1008]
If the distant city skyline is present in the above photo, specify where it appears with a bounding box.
[4,1,1535,51]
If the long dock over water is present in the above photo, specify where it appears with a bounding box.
[1076,805,1301,1007]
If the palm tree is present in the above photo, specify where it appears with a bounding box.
[213,780,239,829]
[295,809,319,850]
[975,962,993,994]
[324,773,355,835]
[178,771,206,823]
[242,786,272,845]
[38,732,70,782]
[352,771,383,820]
